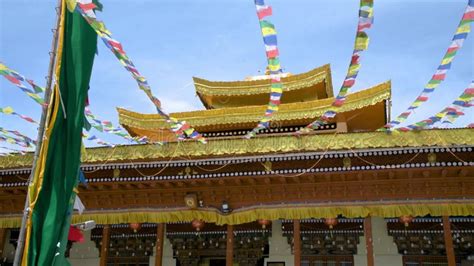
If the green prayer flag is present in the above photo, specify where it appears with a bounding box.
[25,4,97,266]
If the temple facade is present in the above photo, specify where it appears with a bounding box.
[0,65,473,265]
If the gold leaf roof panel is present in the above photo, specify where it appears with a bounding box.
[194,64,334,109]
[118,81,391,132]
[0,128,472,169]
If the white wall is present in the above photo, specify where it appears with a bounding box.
[264,220,294,266]
[68,230,100,266]
[354,217,402,266]
[149,233,176,266]
[2,230,15,264]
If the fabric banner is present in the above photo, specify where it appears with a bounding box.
[23,2,98,265]
[0,63,46,106]
[73,0,206,143]
[300,0,374,132]
[397,81,474,131]
[246,0,284,138]
[383,0,473,130]
[0,106,38,124]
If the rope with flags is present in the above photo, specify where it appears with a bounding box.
[245,0,284,138]
[396,81,474,131]
[0,106,38,124]
[84,107,148,144]
[0,146,28,155]
[82,131,115,147]
[0,61,146,146]
[383,0,473,130]
[0,62,47,106]
[73,1,206,143]
[0,127,36,148]
[298,0,374,133]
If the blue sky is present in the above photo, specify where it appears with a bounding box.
[0,0,473,150]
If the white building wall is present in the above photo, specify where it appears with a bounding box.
[2,230,15,264]
[68,230,100,266]
[354,217,402,266]
[264,220,294,266]
[149,232,176,266]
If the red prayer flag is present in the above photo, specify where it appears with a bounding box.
[266,49,279,58]
[462,10,474,20]
[257,6,272,20]
[432,73,446,80]
[5,75,21,85]
[78,2,97,11]
[343,79,355,87]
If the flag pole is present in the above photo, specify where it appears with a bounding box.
[13,0,63,264]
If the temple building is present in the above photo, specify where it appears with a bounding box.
[0,64,473,266]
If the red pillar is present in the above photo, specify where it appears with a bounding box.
[293,219,301,266]
[0,228,7,259]
[364,217,374,266]
[155,223,165,266]
[442,216,456,266]
[226,224,234,266]
[99,225,110,266]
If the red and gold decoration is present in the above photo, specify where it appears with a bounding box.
[258,219,271,229]
[192,219,205,232]
[399,215,413,228]
[324,217,338,229]
[129,223,141,233]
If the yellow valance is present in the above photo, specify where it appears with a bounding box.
[1,201,473,228]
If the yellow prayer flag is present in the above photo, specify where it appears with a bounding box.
[2,107,14,114]
[268,105,279,111]
[262,27,277,36]
[441,57,454,65]
[268,64,280,72]
[456,24,471,34]
[355,38,369,50]
[425,83,438,89]
[271,87,283,94]
[348,64,360,75]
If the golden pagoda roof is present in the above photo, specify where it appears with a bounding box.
[118,81,391,141]
[0,128,472,169]
[194,64,333,109]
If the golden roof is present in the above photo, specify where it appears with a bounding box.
[0,128,472,169]
[194,64,333,109]
[118,81,391,141]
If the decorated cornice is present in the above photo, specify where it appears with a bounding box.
[0,159,470,187]
[0,128,472,170]
[118,81,390,130]
[193,64,333,97]
[1,200,474,227]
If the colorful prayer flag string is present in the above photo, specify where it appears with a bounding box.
[0,62,47,106]
[73,1,206,144]
[396,81,474,131]
[299,0,374,133]
[0,106,38,124]
[383,0,473,130]
[246,0,284,138]
[84,106,148,144]
[82,131,115,147]
[0,127,36,148]
[0,61,140,146]
[0,146,29,155]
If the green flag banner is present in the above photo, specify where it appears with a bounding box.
[22,1,97,265]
